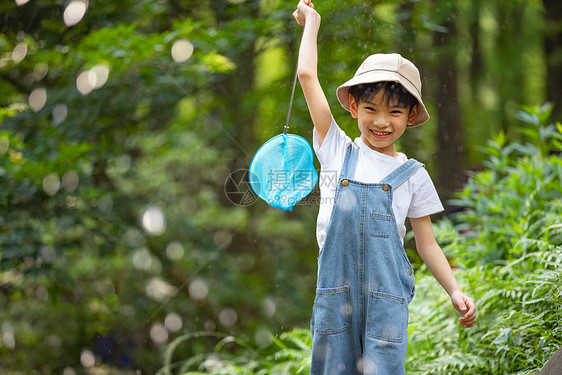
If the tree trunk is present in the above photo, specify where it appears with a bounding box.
[543,0,562,121]
[432,3,466,203]
[210,0,259,159]
[495,0,526,134]
[469,0,484,101]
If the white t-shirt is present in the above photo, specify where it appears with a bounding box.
[313,117,444,250]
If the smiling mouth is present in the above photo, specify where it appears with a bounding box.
[370,129,391,137]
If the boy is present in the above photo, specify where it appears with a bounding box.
[293,1,477,374]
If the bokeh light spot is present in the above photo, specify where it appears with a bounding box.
[382,323,398,339]
[33,63,49,81]
[165,241,184,261]
[213,230,232,249]
[64,0,88,27]
[42,173,60,196]
[11,42,27,63]
[254,328,272,347]
[76,71,94,95]
[114,154,131,174]
[204,320,216,331]
[15,0,31,5]
[29,87,47,112]
[97,194,113,214]
[132,247,152,271]
[80,349,95,368]
[62,170,79,192]
[189,278,208,301]
[1,322,15,350]
[164,312,183,333]
[340,302,352,316]
[62,367,76,375]
[52,103,68,124]
[171,39,194,63]
[218,307,238,327]
[263,297,276,317]
[131,247,161,274]
[142,206,166,235]
[90,64,109,89]
[124,227,145,248]
[205,355,223,372]
[339,189,357,211]
[145,277,177,302]
[356,356,376,375]
[150,322,168,345]
[0,137,9,156]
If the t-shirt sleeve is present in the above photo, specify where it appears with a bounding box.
[407,168,445,218]
[313,117,352,168]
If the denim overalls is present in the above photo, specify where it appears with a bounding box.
[311,143,423,375]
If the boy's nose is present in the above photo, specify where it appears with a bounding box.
[373,114,390,126]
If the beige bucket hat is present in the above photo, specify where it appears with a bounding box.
[336,53,430,127]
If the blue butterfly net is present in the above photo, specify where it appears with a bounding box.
[249,133,318,211]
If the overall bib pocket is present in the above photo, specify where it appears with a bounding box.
[367,291,405,343]
[370,212,392,238]
[313,286,352,335]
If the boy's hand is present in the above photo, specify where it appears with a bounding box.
[293,0,320,26]
[450,290,476,328]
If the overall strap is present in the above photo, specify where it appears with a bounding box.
[381,159,424,189]
[339,142,359,179]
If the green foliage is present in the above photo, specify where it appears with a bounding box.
[158,329,311,374]
[447,103,562,266]
[171,104,562,374]
[408,250,562,374]
[407,104,562,374]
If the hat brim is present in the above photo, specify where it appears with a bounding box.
[336,70,430,127]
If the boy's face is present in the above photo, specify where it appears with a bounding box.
[349,90,418,157]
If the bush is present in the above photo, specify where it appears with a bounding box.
[164,104,562,374]
[407,103,562,374]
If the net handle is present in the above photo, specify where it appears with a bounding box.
[283,66,299,135]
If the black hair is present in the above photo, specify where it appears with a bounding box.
[348,81,418,110]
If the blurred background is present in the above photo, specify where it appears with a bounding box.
[0,0,561,374]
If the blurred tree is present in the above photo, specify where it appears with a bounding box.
[495,0,526,133]
[469,0,484,101]
[543,0,562,119]
[431,0,467,200]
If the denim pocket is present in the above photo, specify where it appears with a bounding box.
[366,291,405,343]
[313,286,352,335]
[370,212,392,238]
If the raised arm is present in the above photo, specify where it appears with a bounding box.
[293,0,332,144]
